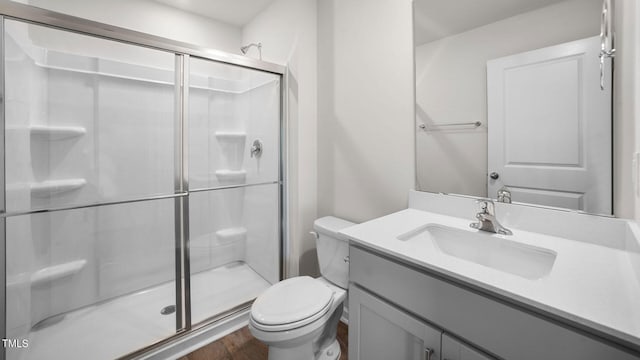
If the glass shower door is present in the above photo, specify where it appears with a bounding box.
[188,57,281,325]
[3,20,180,359]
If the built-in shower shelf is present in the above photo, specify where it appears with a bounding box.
[215,170,246,182]
[30,259,87,287]
[216,227,247,242]
[215,131,246,141]
[30,178,87,198]
[30,125,86,140]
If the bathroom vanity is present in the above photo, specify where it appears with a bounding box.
[340,191,640,360]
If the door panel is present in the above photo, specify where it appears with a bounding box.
[349,285,441,360]
[487,36,611,214]
[507,186,584,210]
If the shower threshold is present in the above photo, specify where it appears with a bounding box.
[10,262,271,360]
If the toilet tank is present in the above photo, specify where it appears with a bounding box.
[314,216,355,289]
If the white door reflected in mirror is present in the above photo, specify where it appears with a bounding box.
[414,0,614,216]
[487,36,612,214]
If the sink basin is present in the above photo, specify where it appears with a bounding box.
[398,224,557,280]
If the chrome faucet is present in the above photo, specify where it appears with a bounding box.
[470,199,513,235]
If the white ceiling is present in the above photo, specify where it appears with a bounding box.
[414,0,569,45]
[154,0,276,26]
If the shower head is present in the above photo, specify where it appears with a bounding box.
[240,42,262,58]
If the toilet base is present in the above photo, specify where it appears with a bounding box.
[317,339,340,360]
[267,338,340,360]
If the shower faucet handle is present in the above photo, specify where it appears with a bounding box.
[250,139,263,158]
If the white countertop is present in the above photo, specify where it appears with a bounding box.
[340,207,640,348]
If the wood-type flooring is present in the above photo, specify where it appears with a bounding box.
[179,321,348,360]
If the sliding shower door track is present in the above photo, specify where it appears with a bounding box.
[121,300,255,360]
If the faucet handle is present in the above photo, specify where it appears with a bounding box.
[475,199,494,214]
[250,139,263,158]
[471,199,512,235]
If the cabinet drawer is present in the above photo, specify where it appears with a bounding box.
[349,245,639,360]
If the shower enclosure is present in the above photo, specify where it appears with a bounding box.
[0,3,285,359]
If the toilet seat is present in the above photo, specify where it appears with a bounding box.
[250,276,335,332]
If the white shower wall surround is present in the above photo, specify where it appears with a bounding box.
[5,21,176,213]
[3,19,282,359]
[189,57,280,190]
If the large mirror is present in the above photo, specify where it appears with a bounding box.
[414,0,614,215]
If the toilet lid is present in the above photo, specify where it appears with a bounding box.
[251,276,334,328]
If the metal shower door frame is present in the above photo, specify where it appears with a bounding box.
[0,1,288,358]
[0,13,5,360]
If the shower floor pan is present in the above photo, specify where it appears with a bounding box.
[10,262,270,360]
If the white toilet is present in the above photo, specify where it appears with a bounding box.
[249,216,355,360]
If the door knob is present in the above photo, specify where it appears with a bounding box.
[489,172,499,180]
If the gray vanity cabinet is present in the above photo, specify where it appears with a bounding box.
[348,244,640,360]
[349,285,442,360]
[349,284,497,360]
